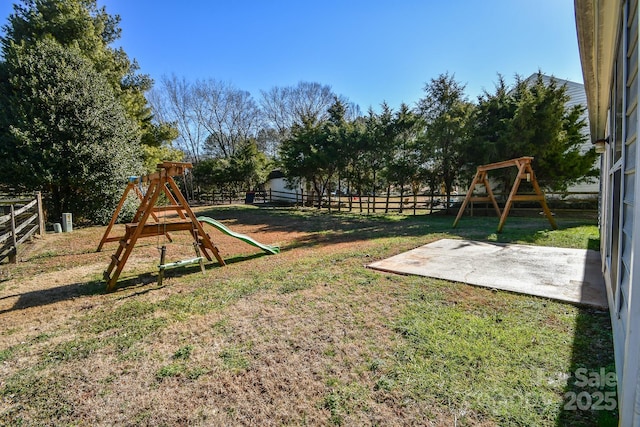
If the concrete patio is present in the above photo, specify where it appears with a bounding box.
[367,238,607,309]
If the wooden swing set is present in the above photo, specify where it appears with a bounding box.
[452,156,557,232]
[97,162,225,292]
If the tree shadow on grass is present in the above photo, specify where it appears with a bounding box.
[0,207,595,314]
[555,237,617,426]
[197,206,595,250]
[0,279,106,314]
[0,252,273,314]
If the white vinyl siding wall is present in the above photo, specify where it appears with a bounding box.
[604,0,640,422]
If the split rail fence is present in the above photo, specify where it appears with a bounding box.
[0,192,45,263]
[197,189,599,217]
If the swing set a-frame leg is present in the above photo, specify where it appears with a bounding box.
[97,183,133,252]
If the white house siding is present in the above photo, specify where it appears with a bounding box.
[613,2,640,422]
[576,0,640,424]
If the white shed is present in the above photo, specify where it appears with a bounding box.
[264,170,300,203]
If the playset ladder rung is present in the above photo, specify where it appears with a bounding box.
[126,219,194,228]
[125,220,196,236]
[510,194,545,202]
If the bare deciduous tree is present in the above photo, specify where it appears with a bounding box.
[148,74,207,163]
[197,80,262,158]
[260,81,360,156]
[150,76,262,161]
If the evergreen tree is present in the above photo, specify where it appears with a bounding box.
[1,0,179,163]
[367,103,396,203]
[0,38,142,223]
[465,73,598,193]
[510,74,598,191]
[462,75,519,193]
[278,99,349,208]
[417,73,474,212]
[383,104,422,213]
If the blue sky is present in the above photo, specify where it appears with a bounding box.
[0,1,582,112]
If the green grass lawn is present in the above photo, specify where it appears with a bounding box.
[0,207,615,426]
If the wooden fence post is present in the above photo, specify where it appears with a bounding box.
[9,204,16,263]
[36,191,45,237]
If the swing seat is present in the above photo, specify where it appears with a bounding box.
[159,257,204,271]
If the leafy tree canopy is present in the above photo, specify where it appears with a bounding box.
[467,72,598,192]
[193,140,269,194]
[0,38,142,223]
[417,73,475,209]
[2,0,176,150]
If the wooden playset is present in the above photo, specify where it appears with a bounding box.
[453,156,557,232]
[98,162,225,292]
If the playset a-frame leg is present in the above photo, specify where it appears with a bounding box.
[102,162,226,292]
[453,169,501,228]
[97,178,173,252]
[166,174,225,266]
[453,156,557,232]
[497,159,557,232]
[104,178,164,291]
[97,181,133,252]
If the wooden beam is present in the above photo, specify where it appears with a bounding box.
[166,176,225,266]
[14,213,37,235]
[125,220,197,236]
[17,222,39,245]
[454,169,501,227]
[152,205,185,213]
[106,178,165,291]
[103,160,224,291]
[526,164,557,230]
[476,156,534,172]
[36,192,44,238]
[497,160,527,232]
[97,183,134,252]
[509,194,545,202]
[9,205,16,263]
[13,199,37,216]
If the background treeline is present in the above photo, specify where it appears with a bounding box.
[0,0,598,224]
[151,72,599,213]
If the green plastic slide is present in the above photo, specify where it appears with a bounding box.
[197,216,280,255]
